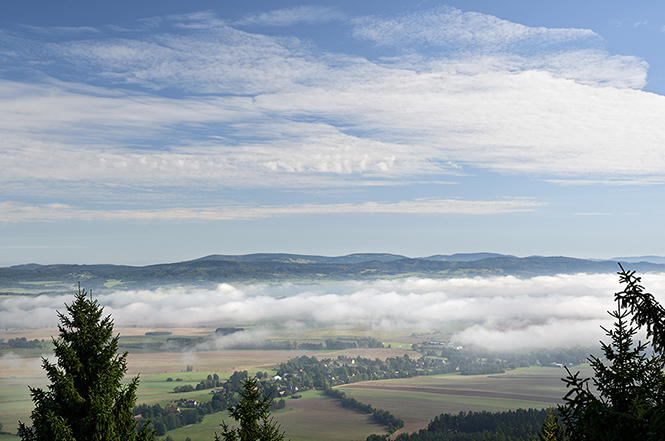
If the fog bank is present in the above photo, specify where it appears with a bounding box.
[3,272,665,350]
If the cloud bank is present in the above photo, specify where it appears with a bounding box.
[0,5,663,212]
[4,273,665,350]
[0,198,543,222]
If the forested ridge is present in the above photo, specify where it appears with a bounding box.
[4,254,665,294]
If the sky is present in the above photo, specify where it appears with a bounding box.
[2,0,665,266]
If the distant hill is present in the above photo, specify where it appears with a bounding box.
[2,253,665,295]
[193,253,408,264]
[8,263,44,270]
[421,252,513,262]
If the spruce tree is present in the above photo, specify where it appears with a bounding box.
[537,408,564,441]
[18,284,154,441]
[215,375,286,441]
[559,266,665,440]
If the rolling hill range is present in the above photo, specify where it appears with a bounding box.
[2,253,665,295]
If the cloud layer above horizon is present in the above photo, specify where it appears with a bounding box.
[4,272,665,351]
[1,5,664,223]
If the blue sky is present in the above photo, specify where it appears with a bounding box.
[1,0,665,266]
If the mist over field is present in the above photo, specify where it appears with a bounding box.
[4,272,665,350]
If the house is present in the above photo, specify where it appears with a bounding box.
[174,398,198,407]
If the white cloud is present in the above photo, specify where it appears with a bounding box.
[536,49,647,89]
[548,177,665,186]
[5,272,664,350]
[44,26,326,94]
[453,318,604,351]
[0,198,543,222]
[235,6,344,27]
[611,18,650,29]
[574,212,613,216]
[0,6,663,211]
[350,6,597,51]
[17,24,101,35]
[4,57,662,199]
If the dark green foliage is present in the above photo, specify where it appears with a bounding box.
[323,388,403,433]
[133,393,229,434]
[18,285,154,441]
[275,354,453,389]
[152,422,166,437]
[215,327,245,336]
[138,369,284,436]
[459,360,504,376]
[215,375,286,441]
[537,408,564,441]
[559,266,665,440]
[390,408,548,441]
[269,399,286,412]
[2,337,46,349]
[614,264,665,355]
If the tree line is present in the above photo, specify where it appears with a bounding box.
[0,337,46,349]
[323,387,404,433]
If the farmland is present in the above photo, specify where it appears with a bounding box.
[0,324,583,441]
[336,367,577,435]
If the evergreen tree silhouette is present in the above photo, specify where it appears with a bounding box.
[18,284,154,441]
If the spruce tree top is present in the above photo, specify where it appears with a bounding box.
[19,285,154,441]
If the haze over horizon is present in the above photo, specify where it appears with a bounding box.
[2,1,665,266]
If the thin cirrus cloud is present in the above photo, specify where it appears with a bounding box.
[3,272,664,350]
[1,6,664,216]
[233,6,345,27]
[350,7,646,89]
[350,6,597,51]
[0,198,543,222]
